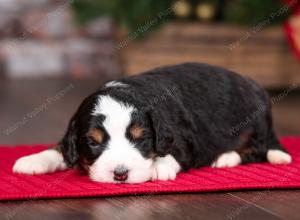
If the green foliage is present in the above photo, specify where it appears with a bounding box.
[224,0,289,25]
[72,0,175,31]
[71,0,289,32]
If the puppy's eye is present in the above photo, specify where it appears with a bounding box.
[129,124,144,140]
[87,138,106,151]
[89,128,104,144]
[88,138,100,147]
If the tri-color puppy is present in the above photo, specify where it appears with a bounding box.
[13,63,292,183]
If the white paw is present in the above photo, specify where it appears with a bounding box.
[151,155,181,181]
[211,151,241,168]
[13,150,67,175]
[267,150,292,164]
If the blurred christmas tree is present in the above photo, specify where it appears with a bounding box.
[72,0,174,32]
[224,0,288,25]
[72,0,290,32]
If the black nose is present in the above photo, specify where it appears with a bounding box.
[113,166,128,181]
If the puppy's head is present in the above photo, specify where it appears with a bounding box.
[61,94,174,183]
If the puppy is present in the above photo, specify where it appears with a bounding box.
[13,63,292,183]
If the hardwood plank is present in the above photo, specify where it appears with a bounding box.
[0,194,283,220]
[230,190,300,220]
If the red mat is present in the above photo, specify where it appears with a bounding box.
[1,137,300,201]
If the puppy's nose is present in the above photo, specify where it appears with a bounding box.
[113,165,128,181]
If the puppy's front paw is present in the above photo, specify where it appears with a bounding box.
[211,151,241,168]
[13,150,67,175]
[151,155,181,181]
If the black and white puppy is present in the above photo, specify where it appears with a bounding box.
[13,63,292,183]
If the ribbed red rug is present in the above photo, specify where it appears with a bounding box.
[0,137,300,201]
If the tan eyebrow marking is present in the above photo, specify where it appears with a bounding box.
[130,124,144,139]
[89,128,104,144]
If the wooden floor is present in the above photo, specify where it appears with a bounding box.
[0,79,300,220]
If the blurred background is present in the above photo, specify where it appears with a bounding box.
[0,0,299,145]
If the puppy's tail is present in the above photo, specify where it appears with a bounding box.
[266,128,292,165]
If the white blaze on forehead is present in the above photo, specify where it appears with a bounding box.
[92,95,134,136]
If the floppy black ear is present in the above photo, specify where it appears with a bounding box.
[148,109,174,156]
[60,118,79,167]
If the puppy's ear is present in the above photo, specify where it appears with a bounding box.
[60,118,79,167]
[148,109,174,156]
